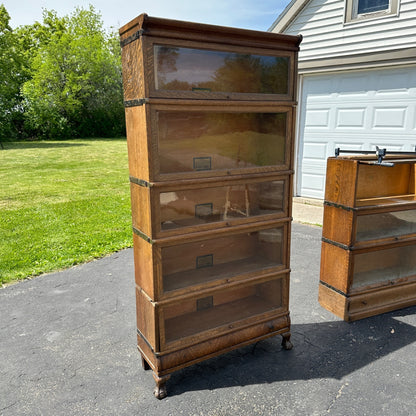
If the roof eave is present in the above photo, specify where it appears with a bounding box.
[269,0,311,33]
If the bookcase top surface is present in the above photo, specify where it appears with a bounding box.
[119,13,302,51]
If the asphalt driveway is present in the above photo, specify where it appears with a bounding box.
[1,223,415,416]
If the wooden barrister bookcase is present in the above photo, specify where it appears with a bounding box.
[119,14,301,398]
[320,152,416,322]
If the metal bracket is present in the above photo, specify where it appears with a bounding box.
[375,146,387,164]
[130,176,152,188]
[124,98,149,108]
[120,29,144,48]
[324,201,355,212]
[133,227,153,244]
[335,146,416,166]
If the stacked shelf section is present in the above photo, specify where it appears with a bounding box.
[320,154,416,321]
[120,13,301,398]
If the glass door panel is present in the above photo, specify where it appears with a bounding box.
[353,245,416,288]
[163,278,283,343]
[160,179,285,230]
[157,111,287,174]
[356,209,416,242]
[162,226,285,293]
[154,45,289,95]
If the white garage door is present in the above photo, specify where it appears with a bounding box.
[297,66,416,199]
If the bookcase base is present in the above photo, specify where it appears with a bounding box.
[138,314,291,399]
[319,281,416,322]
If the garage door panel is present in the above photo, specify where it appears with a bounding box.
[305,109,330,127]
[298,67,416,199]
[301,159,327,175]
[334,142,367,151]
[413,106,416,130]
[367,142,405,151]
[301,174,326,198]
[373,107,407,129]
[303,142,328,159]
[336,108,366,128]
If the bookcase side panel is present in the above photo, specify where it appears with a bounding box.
[130,183,152,237]
[320,241,351,294]
[322,204,355,246]
[125,106,151,181]
[136,287,158,351]
[121,37,145,101]
[133,233,156,299]
[318,283,348,320]
[325,158,357,207]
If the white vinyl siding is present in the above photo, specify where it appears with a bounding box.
[279,0,416,61]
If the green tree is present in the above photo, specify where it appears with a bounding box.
[0,4,27,139]
[22,6,124,139]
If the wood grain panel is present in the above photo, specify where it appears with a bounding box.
[136,287,158,350]
[320,241,350,293]
[125,106,151,181]
[121,38,144,100]
[318,283,348,321]
[322,204,354,246]
[325,157,358,207]
[130,183,152,237]
[133,234,156,298]
[356,163,411,200]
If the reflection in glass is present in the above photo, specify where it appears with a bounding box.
[356,210,416,242]
[353,245,416,288]
[155,45,289,95]
[157,111,287,174]
[160,180,284,230]
[162,227,284,293]
[163,278,283,343]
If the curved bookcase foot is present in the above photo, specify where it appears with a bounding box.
[281,332,293,350]
[153,374,170,400]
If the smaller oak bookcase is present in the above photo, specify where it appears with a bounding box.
[319,150,416,321]
[120,14,301,398]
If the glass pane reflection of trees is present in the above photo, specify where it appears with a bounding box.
[155,45,289,95]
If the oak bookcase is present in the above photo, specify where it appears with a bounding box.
[320,153,416,321]
[120,14,301,398]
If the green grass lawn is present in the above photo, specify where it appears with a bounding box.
[0,138,133,285]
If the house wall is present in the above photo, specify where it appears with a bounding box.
[271,0,416,199]
[276,0,416,61]
[296,66,416,199]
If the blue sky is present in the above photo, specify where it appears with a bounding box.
[3,0,292,32]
